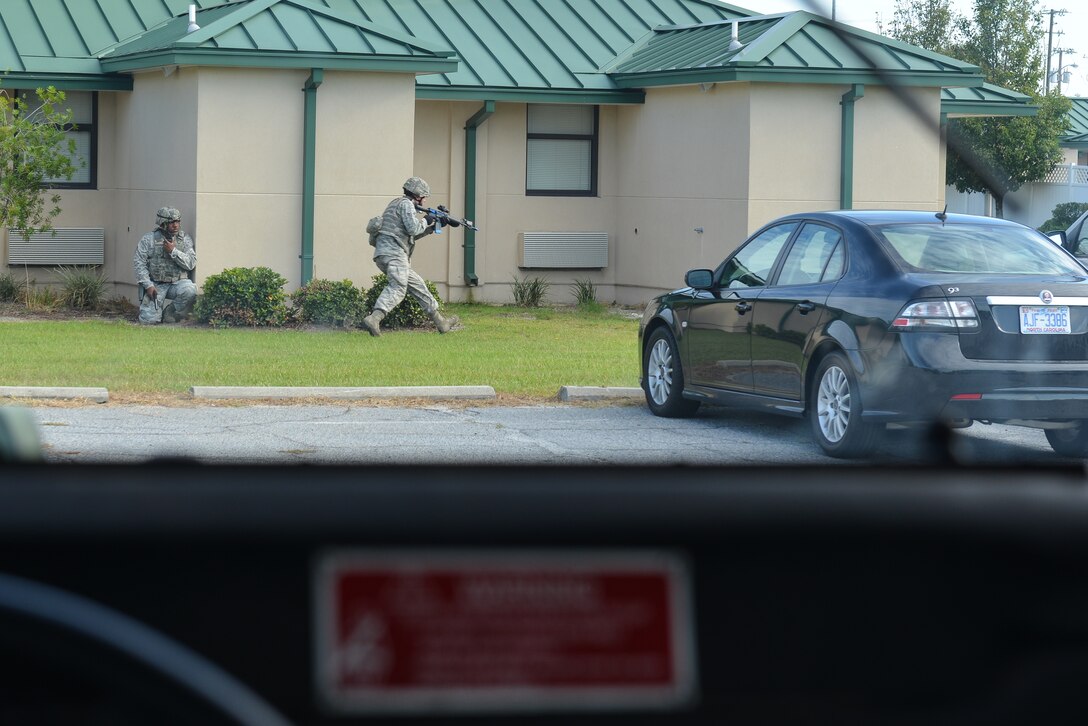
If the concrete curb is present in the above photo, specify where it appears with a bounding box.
[1,385,645,404]
[190,385,497,401]
[0,386,109,403]
[557,386,643,402]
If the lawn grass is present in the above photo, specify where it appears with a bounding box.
[0,304,642,398]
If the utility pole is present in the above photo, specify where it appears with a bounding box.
[1053,48,1077,94]
[1045,9,1068,94]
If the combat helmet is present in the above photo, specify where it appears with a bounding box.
[402,176,430,199]
[156,207,181,227]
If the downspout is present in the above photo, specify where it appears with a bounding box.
[839,84,864,210]
[301,69,323,285]
[463,101,495,286]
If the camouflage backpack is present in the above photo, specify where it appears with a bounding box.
[366,216,382,246]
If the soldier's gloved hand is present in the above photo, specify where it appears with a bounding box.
[146,285,158,301]
[424,213,437,225]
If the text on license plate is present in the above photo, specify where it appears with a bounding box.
[1019,305,1071,334]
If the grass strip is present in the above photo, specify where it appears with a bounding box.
[0,304,641,399]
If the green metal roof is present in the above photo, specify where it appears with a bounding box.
[1062,98,1088,148]
[941,83,1037,118]
[312,0,751,101]
[0,0,1011,104]
[0,0,750,100]
[604,11,985,88]
[98,0,456,74]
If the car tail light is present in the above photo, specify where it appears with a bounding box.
[891,299,979,331]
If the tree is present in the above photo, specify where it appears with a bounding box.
[0,85,78,239]
[946,94,1070,217]
[891,0,1071,217]
[891,0,963,56]
[1038,201,1088,232]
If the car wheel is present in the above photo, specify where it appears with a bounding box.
[1045,423,1088,458]
[643,327,700,418]
[809,352,880,459]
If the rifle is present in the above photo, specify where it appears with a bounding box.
[415,204,479,234]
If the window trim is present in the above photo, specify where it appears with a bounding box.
[525,104,599,197]
[20,90,97,190]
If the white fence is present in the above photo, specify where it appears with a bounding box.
[945,164,1088,229]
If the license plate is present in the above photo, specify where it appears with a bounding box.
[1019,305,1071,334]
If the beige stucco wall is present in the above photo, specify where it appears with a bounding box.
[194,68,417,291]
[746,84,839,226]
[411,82,950,306]
[413,100,622,305]
[111,69,200,296]
[6,67,419,300]
[7,73,201,294]
[7,73,952,309]
[614,84,752,305]
[851,85,943,211]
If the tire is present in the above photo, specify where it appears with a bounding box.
[643,327,700,418]
[809,351,880,459]
[1046,423,1088,458]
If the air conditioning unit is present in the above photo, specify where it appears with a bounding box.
[7,228,105,265]
[519,231,608,269]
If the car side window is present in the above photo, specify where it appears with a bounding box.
[776,224,844,286]
[1075,230,1088,257]
[721,223,798,289]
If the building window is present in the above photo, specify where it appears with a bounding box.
[526,104,598,196]
[1079,149,1088,167]
[19,89,97,189]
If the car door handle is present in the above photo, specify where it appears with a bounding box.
[797,302,816,314]
[735,301,752,314]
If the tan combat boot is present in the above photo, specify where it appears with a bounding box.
[431,311,456,334]
[362,310,385,337]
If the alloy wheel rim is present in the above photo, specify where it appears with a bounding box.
[817,365,851,443]
[647,339,674,405]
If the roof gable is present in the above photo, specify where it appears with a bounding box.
[98,0,456,74]
[941,83,1037,118]
[604,11,984,88]
[1063,98,1088,147]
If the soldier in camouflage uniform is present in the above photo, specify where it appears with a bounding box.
[361,177,456,336]
[133,207,197,325]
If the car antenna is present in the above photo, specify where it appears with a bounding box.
[935,205,948,225]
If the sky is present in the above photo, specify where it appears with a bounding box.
[745,0,1088,98]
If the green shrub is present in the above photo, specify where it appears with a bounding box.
[292,278,366,327]
[56,265,108,310]
[195,266,289,327]
[570,277,597,306]
[1039,202,1088,233]
[0,272,25,303]
[512,275,550,307]
[362,273,442,329]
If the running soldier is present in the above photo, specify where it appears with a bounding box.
[361,177,456,336]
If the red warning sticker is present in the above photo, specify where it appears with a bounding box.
[314,551,696,714]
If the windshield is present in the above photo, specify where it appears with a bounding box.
[5,0,1088,724]
[880,223,1087,275]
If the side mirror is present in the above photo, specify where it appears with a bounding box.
[685,269,714,289]
[1045,230,1067,246]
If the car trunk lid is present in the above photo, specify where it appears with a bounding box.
[949,278,1088,361]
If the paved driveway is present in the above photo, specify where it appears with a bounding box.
[31,403,1066,466]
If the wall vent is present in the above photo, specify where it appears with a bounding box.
[520,231,608,269]
[7,228,105,265]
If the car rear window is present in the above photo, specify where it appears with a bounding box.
[879,223,1086,275]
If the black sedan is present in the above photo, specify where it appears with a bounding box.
[639,210,1088,458]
